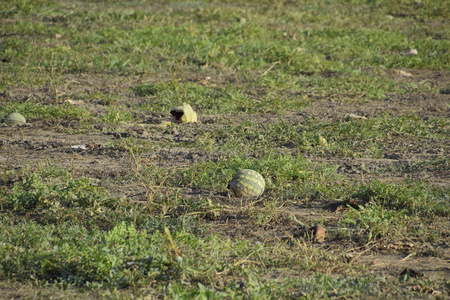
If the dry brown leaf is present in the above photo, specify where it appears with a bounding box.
[313,224,326,243]
[200,76,212,86]
[394,70,413,77]
[411,285,437,294]
[65,99,84,105]
[347,113,368,120]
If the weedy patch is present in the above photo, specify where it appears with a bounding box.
[0,102,91,123]
[177,152,345,201]
[101,107,133,124]
[1,164,119,211]
[339,202,410,243]
[345,180,449,217]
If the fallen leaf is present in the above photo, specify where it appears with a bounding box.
[200,76,212,86]
[411,285,437,294]
[65,99,84,105]
[70,145,87,151]
[313,224,326,243]
[394,70,413,77]
[347,113,367,120]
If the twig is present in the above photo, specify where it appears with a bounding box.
[261,61,280,77]
[347,242,378,265]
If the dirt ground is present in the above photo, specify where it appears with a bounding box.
[1,68,449,295]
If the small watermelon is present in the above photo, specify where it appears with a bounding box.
[5,113,26,125]
[229,169,265,197]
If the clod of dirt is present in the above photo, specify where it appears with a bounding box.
[439,87,450,95]
[400,268,424,278]
[312,224,326,243]
[5,113,26,125]
[170,103,198,123]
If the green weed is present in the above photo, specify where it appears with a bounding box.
[1,102,91,123]
[346,180,449,217]
[101,107,133,124]
[177,152,345,201]
[339,202,410,242]
[1,164,119,211]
